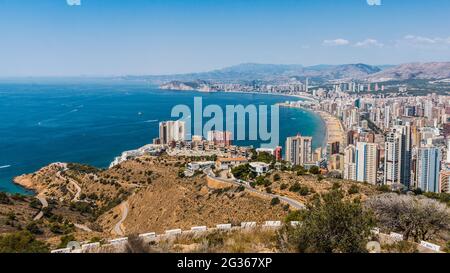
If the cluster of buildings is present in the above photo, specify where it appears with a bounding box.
[153,121,252,158]
[332,82,386,93]
[289,91,450,194]
[151,87,450,194]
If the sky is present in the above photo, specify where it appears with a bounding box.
[0,0,449,76]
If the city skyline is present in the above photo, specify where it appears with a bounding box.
[0,0,450,76]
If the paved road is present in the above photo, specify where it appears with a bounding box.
[33,195,49,221]
[113,201,129,236]
[69,181,82,202]
[55,164,82,202]
[206,171,305,210]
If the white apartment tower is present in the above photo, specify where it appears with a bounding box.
[416,146,442,193]
[159,120,186,144]
[384,123,412,187]
[343,145,357,181]
[356,142,378,185]
[285,135,313,166]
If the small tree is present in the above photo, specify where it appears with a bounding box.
[309,166,320,175]
[0,231,49,253]
[273,173,281,182]
[366,193,450,241]
[348,184,359,195]
[271,197,280,206]
[279,190,375,253]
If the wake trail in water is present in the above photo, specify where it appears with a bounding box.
[0,165,11,169]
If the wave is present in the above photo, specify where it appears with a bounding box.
[144,119,158,123]
[0,165,11,169]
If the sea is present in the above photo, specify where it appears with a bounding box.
[0,81,325,194]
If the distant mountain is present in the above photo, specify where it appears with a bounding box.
[366,62,450,82]
[142,63,383,83]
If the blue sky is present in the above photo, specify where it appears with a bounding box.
[0,0,449,76]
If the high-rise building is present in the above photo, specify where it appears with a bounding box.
[384,131,402,185]
[383,124,412,187]
[343,145,357,181]
[159,120,186,144]
[285,135,312,166]
[274,146,283,161]
[356,142,378,185]
[439,169,450,193]
[416,146,442,193]
[447,139,450,164]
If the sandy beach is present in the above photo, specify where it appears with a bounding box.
[316,110,346,146]
[278,103,345,148]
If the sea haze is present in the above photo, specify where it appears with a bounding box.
[0,82,325,193]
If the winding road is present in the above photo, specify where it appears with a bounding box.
[113,201,129,236]
[68,181,82,202]
[206,170,306,210]
[33,195,48,221]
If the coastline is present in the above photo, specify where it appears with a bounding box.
[166,87,319,103]
[3,88,322,195]
[278,103,345,149]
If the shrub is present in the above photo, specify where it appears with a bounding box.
[309,166,320,175]
[0,231,49,253]
[377,184,391,192]
[273,173,281,182]
[289,182,302,192]
[25,222,42,235]
[271,197,280,206]
[366,193,450,241]
[279,190,375,253]
[298,186,310,196]
[348,184,359,195]
[58,234,76,249]
[0,192,12,205]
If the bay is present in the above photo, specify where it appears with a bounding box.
[0,82,325,193]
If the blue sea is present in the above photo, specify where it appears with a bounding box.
[0,81,325,193]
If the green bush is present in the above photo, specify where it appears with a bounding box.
[348,184,360,195]
[309,166,320,175]
[273,173,281,182]
[0,192,12,205]
[281,190,375,253]
[0,231,49,253]
[25,222,42,235]
[271,197,280,206]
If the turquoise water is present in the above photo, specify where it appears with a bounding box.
[0,82,325,193]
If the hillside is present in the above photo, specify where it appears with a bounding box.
[367,62,450,82]
[140,63,383,84]
[8,155,289,248]
[97,156,288,234]
[4,155,449,253]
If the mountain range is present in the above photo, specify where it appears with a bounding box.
[135,62,450,84]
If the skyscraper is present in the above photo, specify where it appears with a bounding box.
[343,145,357,181]
[159,120,186,144]
[383,124,412,188]
[416,146,442,193]
[285,135,312,166]
[356,142,378,185]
